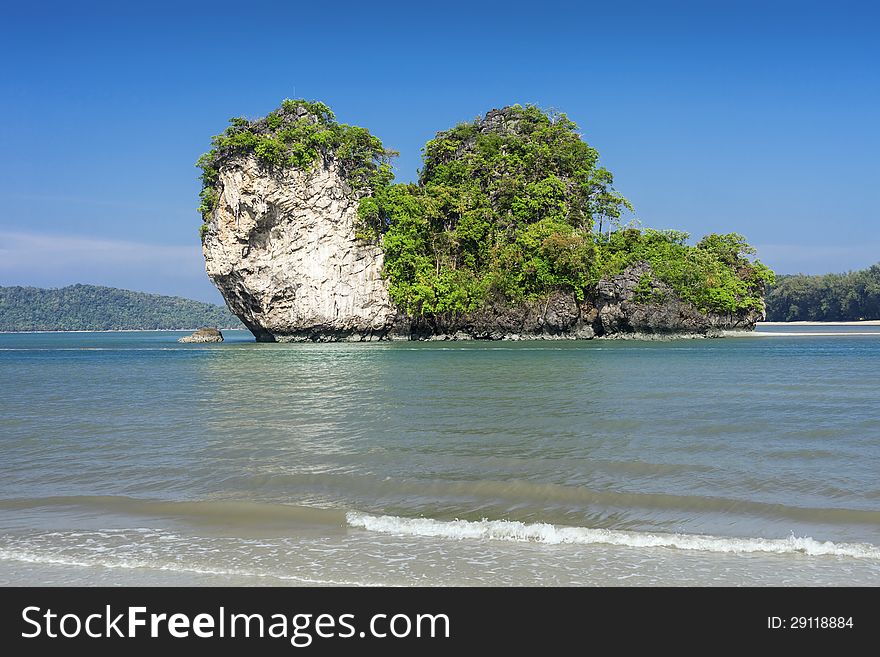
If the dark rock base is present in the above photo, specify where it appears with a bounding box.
[247,263,764,342]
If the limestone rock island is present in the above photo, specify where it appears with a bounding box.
[198,101,772,342]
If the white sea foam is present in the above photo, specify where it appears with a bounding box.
[0,547,375,586]
[346,512,880,559]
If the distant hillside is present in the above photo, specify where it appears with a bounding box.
[765,264,880,321]
[0,284,243,331]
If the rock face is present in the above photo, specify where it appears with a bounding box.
[202,155,397,342]
[407,293,596,340]
[178,327,224,343]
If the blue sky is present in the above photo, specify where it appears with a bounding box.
[1,0,877,303]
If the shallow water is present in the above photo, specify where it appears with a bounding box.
[1,327,878,585]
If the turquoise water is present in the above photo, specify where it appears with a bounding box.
[1,327,879,585]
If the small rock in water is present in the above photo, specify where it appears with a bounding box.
[178,327,224,343]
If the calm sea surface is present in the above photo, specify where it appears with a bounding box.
[1,326,879,585]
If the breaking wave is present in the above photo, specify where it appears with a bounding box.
[346,512,880,559]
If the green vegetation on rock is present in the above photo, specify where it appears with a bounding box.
[593,229,773,313]
[0,285,242,331]
[363,105,773,316]
[196,100,396,226]
[765,264,880,321]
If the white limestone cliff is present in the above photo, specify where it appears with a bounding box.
[202,155,397,341]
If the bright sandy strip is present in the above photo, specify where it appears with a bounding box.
[759,321,880,326]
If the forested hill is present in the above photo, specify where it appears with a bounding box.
[765,264,880,321]
[0,284,242,331]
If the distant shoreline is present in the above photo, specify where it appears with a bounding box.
[0,328,245,334]
[759,321,880,326]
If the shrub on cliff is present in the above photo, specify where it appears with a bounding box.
[594,229,773,313]
[196,100,396,222]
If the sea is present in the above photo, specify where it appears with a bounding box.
[1,325,879,586]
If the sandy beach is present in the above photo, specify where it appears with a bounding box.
[759,320,880,326]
